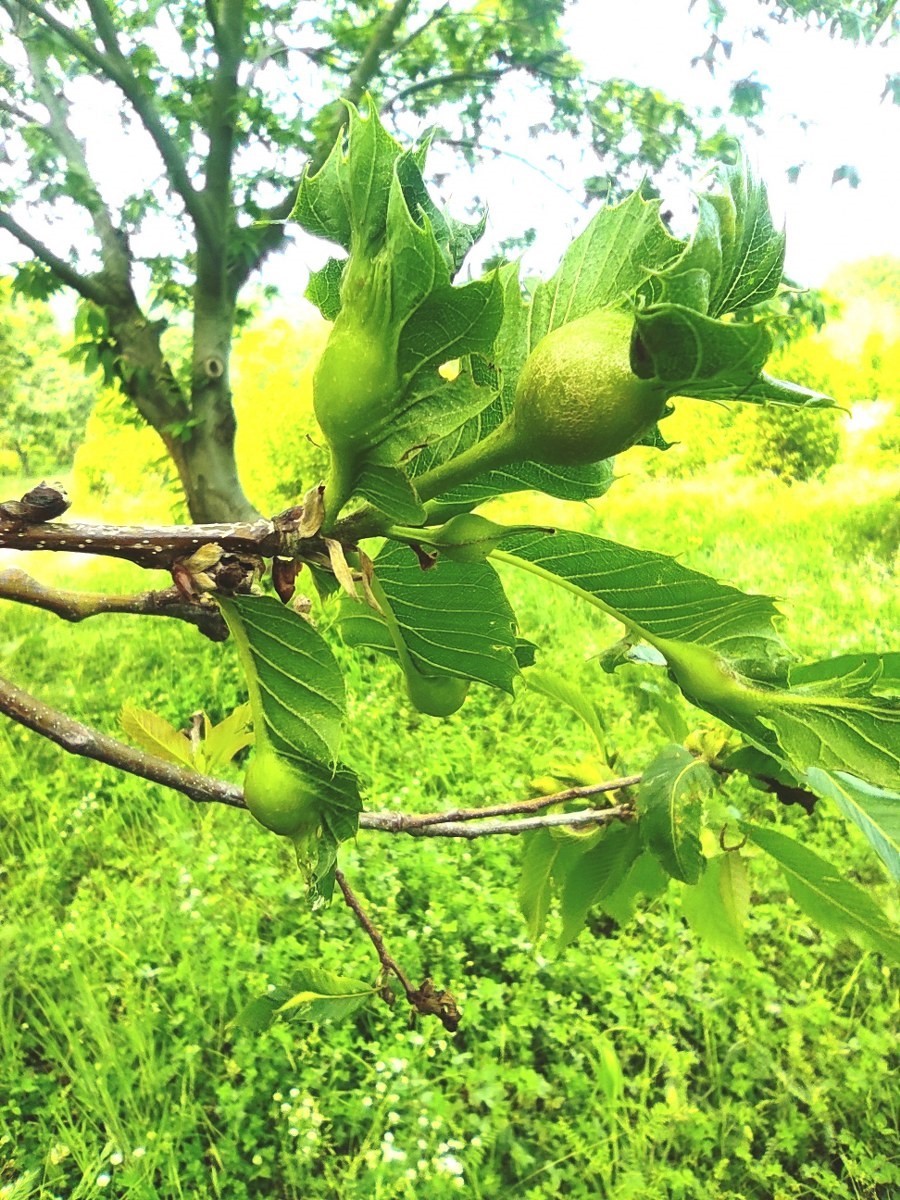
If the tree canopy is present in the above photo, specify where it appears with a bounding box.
[0,0,894,520]
[0,280,97,477]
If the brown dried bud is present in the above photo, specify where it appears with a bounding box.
[0,481,70,524]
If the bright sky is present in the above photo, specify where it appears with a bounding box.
[426,0,900,290]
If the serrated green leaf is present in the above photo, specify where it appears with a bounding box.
[354,463,426,524]
[305,257,345,321]
[638,745,711,884]
[235,993,282,1033]
[497,532,898,800]
[119,704,194,768]
[372,358,500,467]
[397,275,503,381]
[634,305,771,394]
[276,967,374,1022]
[706,159,786,316]
[746,825,900,962]
[497,528,790,678]
[519,829,559,941]
[395,147,485,277]
[343,540,518,691]
[309,767,364,904]
[805,768,900,883]
[417,457,616,514]
[200,702,254,773]
[218,595,345,765]
[527,189,684,344]
[598,851,670,926]
[291,99,401,252]
[557,823,642,949]
[681,853,753,962]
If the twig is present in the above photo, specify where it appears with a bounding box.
[0,673,244,808]
[335,869,461,1030]
[0,517,282,568]
[0,677,634,839]
[409,778,641,826]
[335,869,416,996]
[360,806,631,838]
[0,568,228,640]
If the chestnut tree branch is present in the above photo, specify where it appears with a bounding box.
[0,516,283,569]
[0,673,245,808]
[0,567,228,640]
[0,676,638,838]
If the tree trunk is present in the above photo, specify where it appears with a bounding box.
[107,293,259,523]
[166,392,259,523]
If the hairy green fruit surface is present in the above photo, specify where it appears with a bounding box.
[510,309,667,465]
[243,750,322,838]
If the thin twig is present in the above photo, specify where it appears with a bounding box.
[361,806,632,838]
[335,869,416,998]
[0,673,244,808]
[409,778,641,826]
[0,568,228,640]
[335,869,461,1030]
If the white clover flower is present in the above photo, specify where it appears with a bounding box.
[437,1154,464,1176]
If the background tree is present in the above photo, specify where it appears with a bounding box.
[0,0,895,521]
[0,279,96,476]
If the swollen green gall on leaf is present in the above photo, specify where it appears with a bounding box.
[413,513,553,563]
[313,317,399,456]
[408,309,671,504]
[243,750,322,839]
[404,667,470,717]
[508,309,669,466]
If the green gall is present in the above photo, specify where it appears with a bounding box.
[313,319,399,456]
[509,308,668,466]
[424,513,509,562]
[243,750,322,838]
[404,667,470,717]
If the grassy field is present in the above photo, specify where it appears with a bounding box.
[1,462,898,1200]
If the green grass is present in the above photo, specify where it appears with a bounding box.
[1,467,898,1200]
